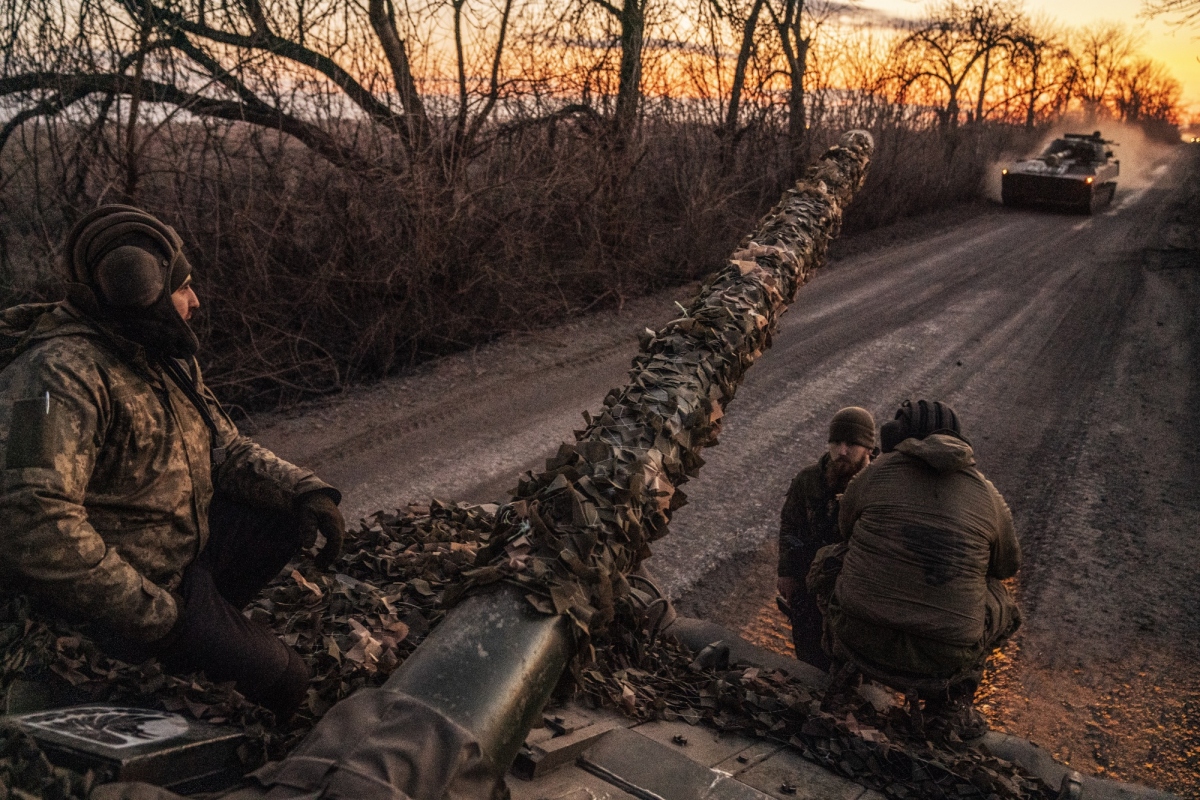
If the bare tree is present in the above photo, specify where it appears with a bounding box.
[1112,56,1182,122]
[445,0,517,170]
[720,0,768,142]
[764,0,810,155]
[0,0,522,185]
[582,0,649,140]
[1070,22,1141,117]
[1006,18,1075,128]
[893,0,994,127]
[966,0,1023,122]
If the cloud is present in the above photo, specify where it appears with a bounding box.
[540,35,723,56]
[827,1,916,30]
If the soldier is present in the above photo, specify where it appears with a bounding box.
[777,406,875,671]
[0,205,346,720]
[827,399,1021,736]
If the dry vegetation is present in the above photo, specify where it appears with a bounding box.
[0,0,1186,408]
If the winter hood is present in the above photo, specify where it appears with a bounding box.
[894,432,976,473]
[0,301,120,372]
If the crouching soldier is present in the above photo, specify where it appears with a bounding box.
[825,399,1021,737]
[0,205,346,720]
[777,406,875,671]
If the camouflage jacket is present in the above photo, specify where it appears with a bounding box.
[777,453,843,581]
[0,303,336,643]
[834,434,1020,648]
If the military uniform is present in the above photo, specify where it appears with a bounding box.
[830,433,1021,683]
[778,452,844,671]
[0,301,337,716]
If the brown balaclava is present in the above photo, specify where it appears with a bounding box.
[828,406,876,449]
[64,204,198,358]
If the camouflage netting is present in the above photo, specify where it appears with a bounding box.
[1,132,1052,798]
[582,599,1058,800]
[3,503,1057,800]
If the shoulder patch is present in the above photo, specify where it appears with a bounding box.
[6,393,64,469]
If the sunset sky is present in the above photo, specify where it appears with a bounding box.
[858,0,1200,119]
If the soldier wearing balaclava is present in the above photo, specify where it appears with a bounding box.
[0,205,345,719]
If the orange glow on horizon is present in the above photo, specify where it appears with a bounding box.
[859,0,1200,117]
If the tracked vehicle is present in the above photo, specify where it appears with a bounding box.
[1001,132,1119,214]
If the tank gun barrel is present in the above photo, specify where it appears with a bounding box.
[386,129,875,783]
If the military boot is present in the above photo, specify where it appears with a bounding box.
[924,680,987,742]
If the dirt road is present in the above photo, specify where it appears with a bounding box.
[250,148,1200,795]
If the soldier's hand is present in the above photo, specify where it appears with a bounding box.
[777,576,800,599]
[149,589,188,655]
[296,492,346,570]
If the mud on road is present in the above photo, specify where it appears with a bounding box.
[249,148,1200,796]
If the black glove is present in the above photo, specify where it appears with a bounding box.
[296,491,345,570]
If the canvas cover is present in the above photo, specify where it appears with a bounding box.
[90,691,497,800]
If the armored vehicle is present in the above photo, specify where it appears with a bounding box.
[1001,132,1119,214]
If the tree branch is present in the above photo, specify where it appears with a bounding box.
[460,0,515,157]
[138,0,408,137]
[368,0,431,152]
[169,30,266,108]
[0,72,376,172]
[240,0,274,38]
[592,0,622,18]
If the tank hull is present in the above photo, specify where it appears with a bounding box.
[1003,173,1088,209]
[1001,132,1119,214]
[1001,169,1117,214]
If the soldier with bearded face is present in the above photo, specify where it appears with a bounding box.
[0,205,345,720]
[777,407,876,672]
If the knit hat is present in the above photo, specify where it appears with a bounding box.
[828,406,875,449]
[892,399,965,444]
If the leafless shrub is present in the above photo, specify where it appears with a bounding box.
[0,0,1178,409]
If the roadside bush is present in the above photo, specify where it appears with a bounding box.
[0,118,1039,410]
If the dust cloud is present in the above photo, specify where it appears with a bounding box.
[982,117,1177,202]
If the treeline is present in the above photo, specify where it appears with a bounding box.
[0,0,1183,407]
